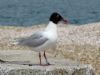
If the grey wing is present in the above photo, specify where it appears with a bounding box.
[18,31,48,47]
[18,31,43,43]
[29,31,43,39]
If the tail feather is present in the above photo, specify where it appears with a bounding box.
[10,38,24,45]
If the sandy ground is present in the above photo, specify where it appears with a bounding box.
[0,22,100,75]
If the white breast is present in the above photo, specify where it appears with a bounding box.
[44,21,58,41]
[44,31,58,42]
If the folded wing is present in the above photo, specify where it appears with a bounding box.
[18,32,48,47]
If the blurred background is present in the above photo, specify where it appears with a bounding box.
[0,1,100,75]
[0,0,100,26]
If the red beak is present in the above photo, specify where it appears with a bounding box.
[62,19,68,24]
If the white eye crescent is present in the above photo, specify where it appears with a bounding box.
[57,15,59,17]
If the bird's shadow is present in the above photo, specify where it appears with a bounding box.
[1,61,38,66]
[1,61,53,66]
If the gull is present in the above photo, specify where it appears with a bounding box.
[18,12,68,66]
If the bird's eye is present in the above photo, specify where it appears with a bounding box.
[57,15,59,17]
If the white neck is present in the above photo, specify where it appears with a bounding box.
[45,21,57,32]
[44,21,58,39]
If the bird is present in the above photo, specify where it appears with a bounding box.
[17,12,68,66]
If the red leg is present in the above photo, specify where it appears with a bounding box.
[39,52,41,65]
[44,51,50,65]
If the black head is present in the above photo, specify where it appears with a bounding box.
[49,12,65,24]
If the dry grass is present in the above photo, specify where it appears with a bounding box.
[0,22,100,75]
